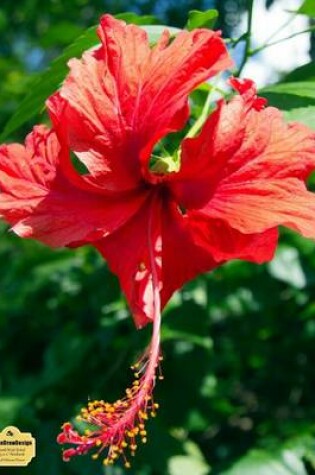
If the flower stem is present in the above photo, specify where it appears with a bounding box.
[251,25,315,55]
[185,88,213,139]
[235,0,254,77]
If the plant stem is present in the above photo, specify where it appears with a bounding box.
[251,24,315,54]
[185,89,213,139]
[263,10,297,44]
[235,0,254,77]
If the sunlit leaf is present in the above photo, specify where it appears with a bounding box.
[260,81,315,128]
[297,0,315,16]
[186,9,219,30]
[222,448,308,475]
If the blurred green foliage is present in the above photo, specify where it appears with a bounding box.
[1,1,315,474]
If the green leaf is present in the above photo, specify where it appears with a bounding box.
[297,0,315,16]
[260,81,315,128]
[116,12,159,25]
[0,19,180,142]
[39,22,84,47]
[285,106,315,129]
[161,327,213,350]
[186,9,219,30]
[282,62,315,83]
[0,25,98,141]
[222,448,308,475]
[168,455,209,475]
[0,397,25,426]
[262,82,315,100]
[168,440,209,475]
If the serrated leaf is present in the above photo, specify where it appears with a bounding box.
[0,19,180,142]
[222,448,308,475]
[186,9,219,31]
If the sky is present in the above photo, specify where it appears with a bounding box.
[240,0,310,86]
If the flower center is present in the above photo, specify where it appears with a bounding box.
[149,152,180,174]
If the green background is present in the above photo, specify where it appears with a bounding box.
[1,0,315,474]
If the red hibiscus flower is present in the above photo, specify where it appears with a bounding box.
[1,14,315,468]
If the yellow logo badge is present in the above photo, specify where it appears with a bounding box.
[0,426,36,466]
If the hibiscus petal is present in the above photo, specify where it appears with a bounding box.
[169,78,315,210]
[0,126,147,247]
[160,203,220,307]
[168,78,315,243]
[188,215,279,264]
[55,14,232,190]
[95,196,220,327]
[95,195,162,329]
[200,178,315,239]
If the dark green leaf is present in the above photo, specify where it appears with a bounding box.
[186,9,219,31]
[0,25,98,141]
[282,62,315,83]
[116,12,159,25]
[39,22,84,47]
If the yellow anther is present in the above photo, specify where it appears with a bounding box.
[96,439,102,447]
[103,458,109,466]
[125,462,131,469]
[92,454,99,460]
[130,444,137,451]
[140,430,147,436]
[121,441,128,448]
[139,423,145,429]
[151,411,157,417]
[154,403,159,409]
[158,375,164,380]
[142,437,147,444]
